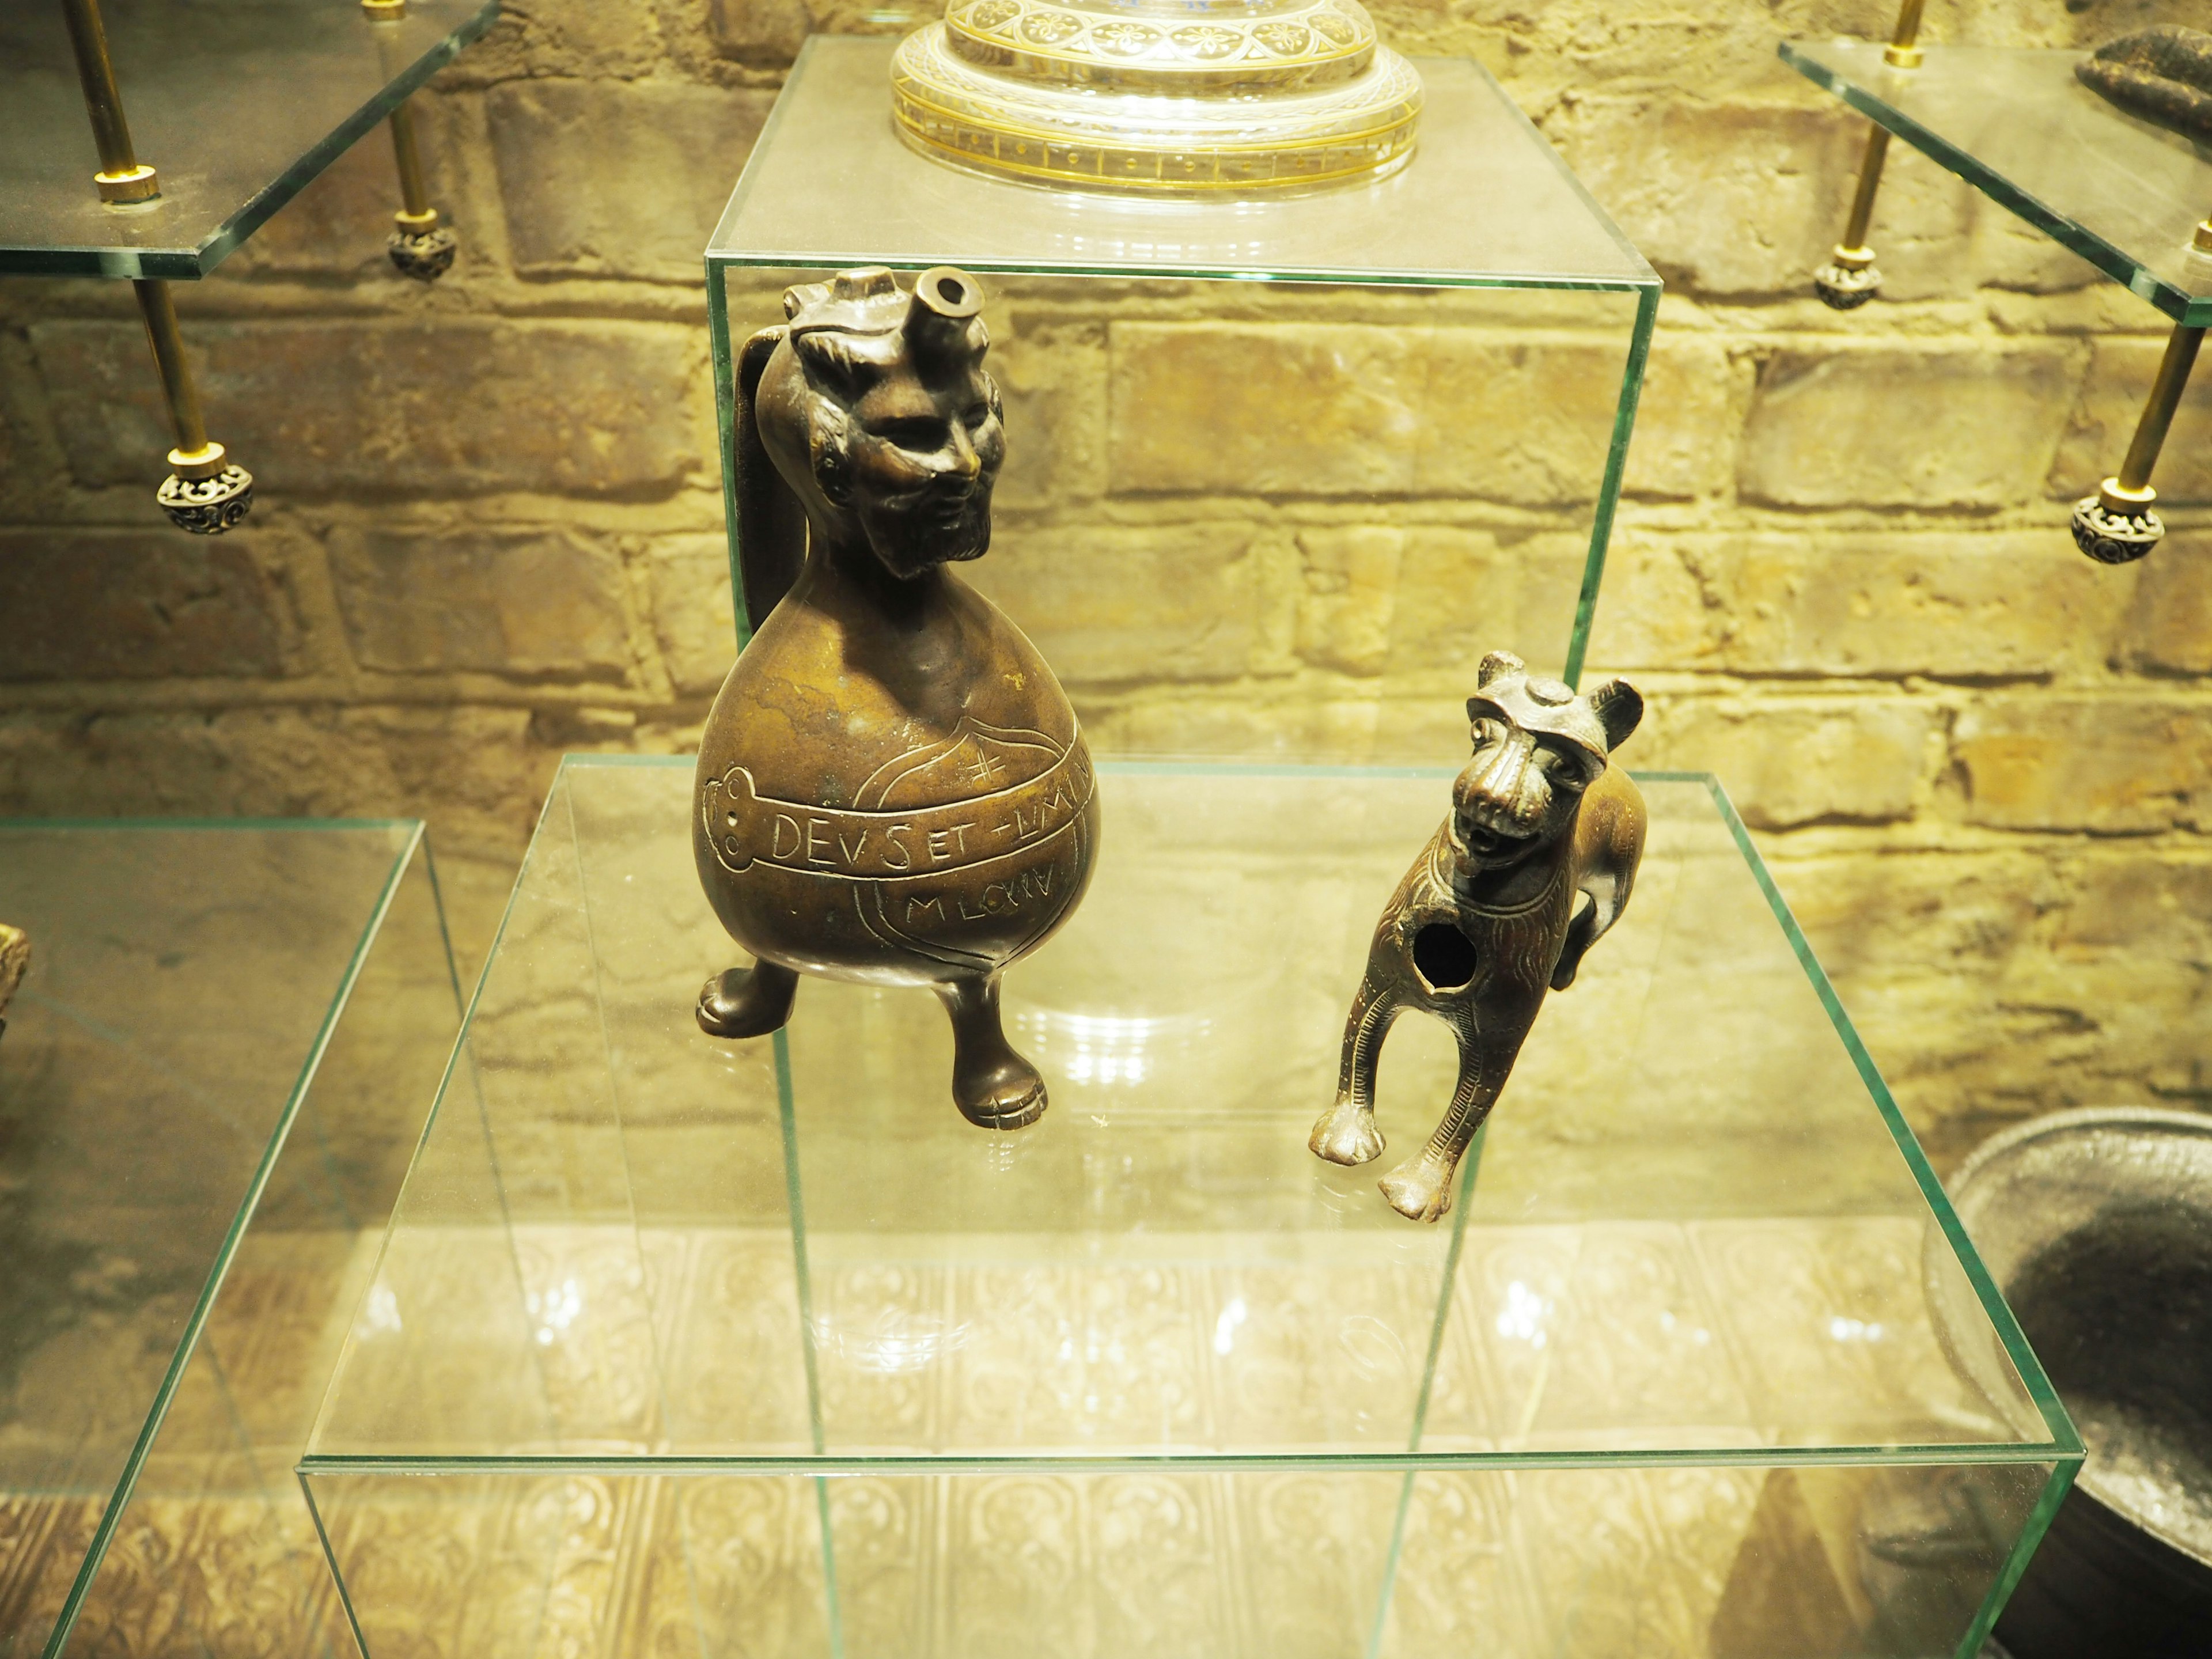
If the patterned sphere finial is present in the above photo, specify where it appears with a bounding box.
[1813,245,1881,311]
[2071,484,2163,565]
[156,440,252,535]
[388,208,457,282]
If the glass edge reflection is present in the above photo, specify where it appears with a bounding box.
[294,1438,2075,1478]
[44,824,427,1659]
[1698,773,2084,1460]
[1777,39,2202,325]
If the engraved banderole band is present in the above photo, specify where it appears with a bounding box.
[705,749,1092,881]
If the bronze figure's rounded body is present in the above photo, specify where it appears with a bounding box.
[694,265,1097,1130]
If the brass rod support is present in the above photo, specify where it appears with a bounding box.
[388,100,433,219]
[2115,322,2205,495]
[1841,126,1891,254]
[131,279,209,460]
[1885,0,1926,67]
[132,280,253,532]
[60,0,136,173]
[60,0,159,201]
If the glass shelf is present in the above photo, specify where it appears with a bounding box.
[1783,39,2212,327]
[0,820,460,1657]
[712,38,1655,289]
[301,757,2079,1658]
[0,0,498,280]
[706,37,1660,699]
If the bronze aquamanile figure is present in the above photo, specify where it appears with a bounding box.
[694,266,1097,1130]
[1310,654,1645,1221]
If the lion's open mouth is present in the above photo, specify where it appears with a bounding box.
[1453,818,1531,861]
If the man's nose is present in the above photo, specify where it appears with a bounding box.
[937,420,981,480]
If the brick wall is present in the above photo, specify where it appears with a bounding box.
[2,0,2206,1166]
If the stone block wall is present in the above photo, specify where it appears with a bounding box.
[2,0,2206,1168]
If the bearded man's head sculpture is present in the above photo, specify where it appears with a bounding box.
[733,265,1007,618]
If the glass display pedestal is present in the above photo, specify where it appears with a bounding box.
[301,758,2078,1659]
[1781,36,2211,562]
[0,821,460,1657]
[707,37,1661,738]
[1781,40,2212,326]
[0,0,497,278]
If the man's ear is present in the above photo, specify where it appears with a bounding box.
[811,405,853,506]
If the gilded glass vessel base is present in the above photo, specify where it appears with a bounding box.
[891,0,1422,195]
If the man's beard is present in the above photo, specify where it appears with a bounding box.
[866,490,991,575]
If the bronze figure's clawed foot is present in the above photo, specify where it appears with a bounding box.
[697,961,799,1039]
[1310,1096,1385,1166]
[939,975,1047,1130]
[1378,1154,1459,1224]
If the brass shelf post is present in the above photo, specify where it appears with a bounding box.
[62,0,252,532]
[1813,0,1925,310]
[134,279,255,534]
[2070,239,2208,564]
[364,0,458,281]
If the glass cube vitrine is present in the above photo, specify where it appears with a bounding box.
[706,37,1660,762]
[1781,40,2212,327]
[0,820,461,1657]
[301,757,2078,1659]
[0,0,497,278]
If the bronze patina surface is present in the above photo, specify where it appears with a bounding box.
[694,265,1097,1131]
[1310,654,1646,1221]
[0,922,26,1040]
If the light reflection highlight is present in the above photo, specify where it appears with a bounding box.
[1495,1279,1550,1349]
[527,1277,582,1347]
[812,1311,970,1373]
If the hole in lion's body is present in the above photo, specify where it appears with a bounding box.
[1412,922,1478,991]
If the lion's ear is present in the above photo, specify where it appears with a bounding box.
[1585,679,1643,752]
[1476,650,1524,688]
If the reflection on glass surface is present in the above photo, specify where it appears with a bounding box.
[0,823,456,1656]
[0,0,498,278]
[713,38,1653,286]
[301,757,2077,1657]
[1785,40,2212,323]
[308,759,2067,1461]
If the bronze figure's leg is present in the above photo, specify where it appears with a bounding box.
[1377,1011,1519,1224]
[697,959,800,1039]
[937,972,1047,1130]
[1310,974,1398,1166]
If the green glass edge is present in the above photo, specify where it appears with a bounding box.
[297,1472,374,1659]
[1779,40,2212,329]
[1564,279,1657,688]
[1697,773,2082,1462]
[772,1026,850,1659]
[44,823,430,1659]
[0,1,501,281]
[297,1438,2075,1478]
[300,772,578,1461]
[710,261,751,649]
[711,246,1658,294]
[1953,1458,2079,1659]
[1368,1122,1487,1658]
[0,815,416,831]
